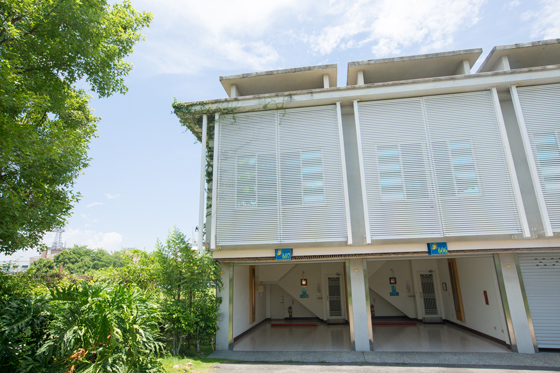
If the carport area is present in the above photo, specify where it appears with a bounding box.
[226,254,513,353]
[233,318,509,352]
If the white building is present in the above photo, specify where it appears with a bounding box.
[174,39,560,354]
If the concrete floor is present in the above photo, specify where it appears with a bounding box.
[233,321,510,353]
[209,350,560,369]
[211,365,560,373]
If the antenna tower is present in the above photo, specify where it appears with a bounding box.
[51,229,65,250]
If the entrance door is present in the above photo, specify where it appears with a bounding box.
[418,272,441,320]
[327,275,344,319]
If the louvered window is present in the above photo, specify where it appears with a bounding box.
[432,139,480,196]
[533,132,560,191]
[236,156,257,206]
[236,154,277,207]
[357,91,522,239]
[516,83,560,231]
[377,143,429,199]
[216,105,348,245]
[301,151,325,203]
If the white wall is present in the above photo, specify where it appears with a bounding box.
[370,289,405,317]
[369,260,417,318]
[277,263,325,318]
[233,265,266,339]
[437,256,509,344]
[259,264,295,282]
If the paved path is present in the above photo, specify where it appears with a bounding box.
[209,351,560,370]
[211,364,560,372]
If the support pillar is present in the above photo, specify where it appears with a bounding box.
[494,253,536,353]
[216,262,233,350]
[346,259,373,351]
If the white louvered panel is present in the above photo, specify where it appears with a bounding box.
[516,84,560,231]
[216,111,279,245]
[423,91,522,236]
[518,253,560,349]
[215,105,347,245]
[358,99,442,239]
[278,106,347,243]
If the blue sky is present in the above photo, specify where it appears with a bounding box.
[2,0,559,263]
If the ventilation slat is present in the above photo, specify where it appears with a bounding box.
[517,83,560,232]
[216,106,348,245]
[358,91,522,239]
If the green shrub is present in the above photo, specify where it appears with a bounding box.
[38,282,165,372]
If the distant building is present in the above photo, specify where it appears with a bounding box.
[29,229,67,265]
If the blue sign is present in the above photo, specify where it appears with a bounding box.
[276,248,292,261]
[428,242,448,255]
[300,294,309,298]
[390,292,399,296]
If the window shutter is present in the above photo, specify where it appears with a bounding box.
[358,98,442,238]
[216,105,348,245]
[423,91,522,236]
[516,83,560,231]
[278,106,347,243]
[217,111,279,245]
[358,91,523,239]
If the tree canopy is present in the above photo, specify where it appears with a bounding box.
[0,0,153,254]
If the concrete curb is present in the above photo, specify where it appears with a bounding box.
[208,351,560,369]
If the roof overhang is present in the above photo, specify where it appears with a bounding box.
[347,49,482,85]
[220,64,337,97]
[478,39,560,73]
[175,65,560,137]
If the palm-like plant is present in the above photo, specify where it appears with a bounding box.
[37,282,164,373]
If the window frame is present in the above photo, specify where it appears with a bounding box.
[375,142,432,200]
[432,138,482,198]
[532,131,560,193]
[236,150,326,208]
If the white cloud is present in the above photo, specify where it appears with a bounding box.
[59,229,123,252]
[524,0,560,39]
[86,202,104,208]
[81,214,99,223]
[105,193,121,200]
[133,0,301,74]
[307,0,485,57]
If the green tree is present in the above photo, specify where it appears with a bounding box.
[54,244,123,274]
[95,248,158,290]
[27,258,57,276]
[0,0,153,255]
[155,227,222,355]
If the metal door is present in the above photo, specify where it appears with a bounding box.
[518,253,560,349]
[419,272,439,317]
[327,276,344,318]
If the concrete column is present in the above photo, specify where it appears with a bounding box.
[216,262,233,350]
[495,253,535,353]
[493,56,511,71]
[455,60,471,75]
[230,84,238,97]
[346,259,373,351]
[357,70,365,85]
[323,74,330,88]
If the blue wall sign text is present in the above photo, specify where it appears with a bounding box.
[276,248,292,260]
[427,242,448,255]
